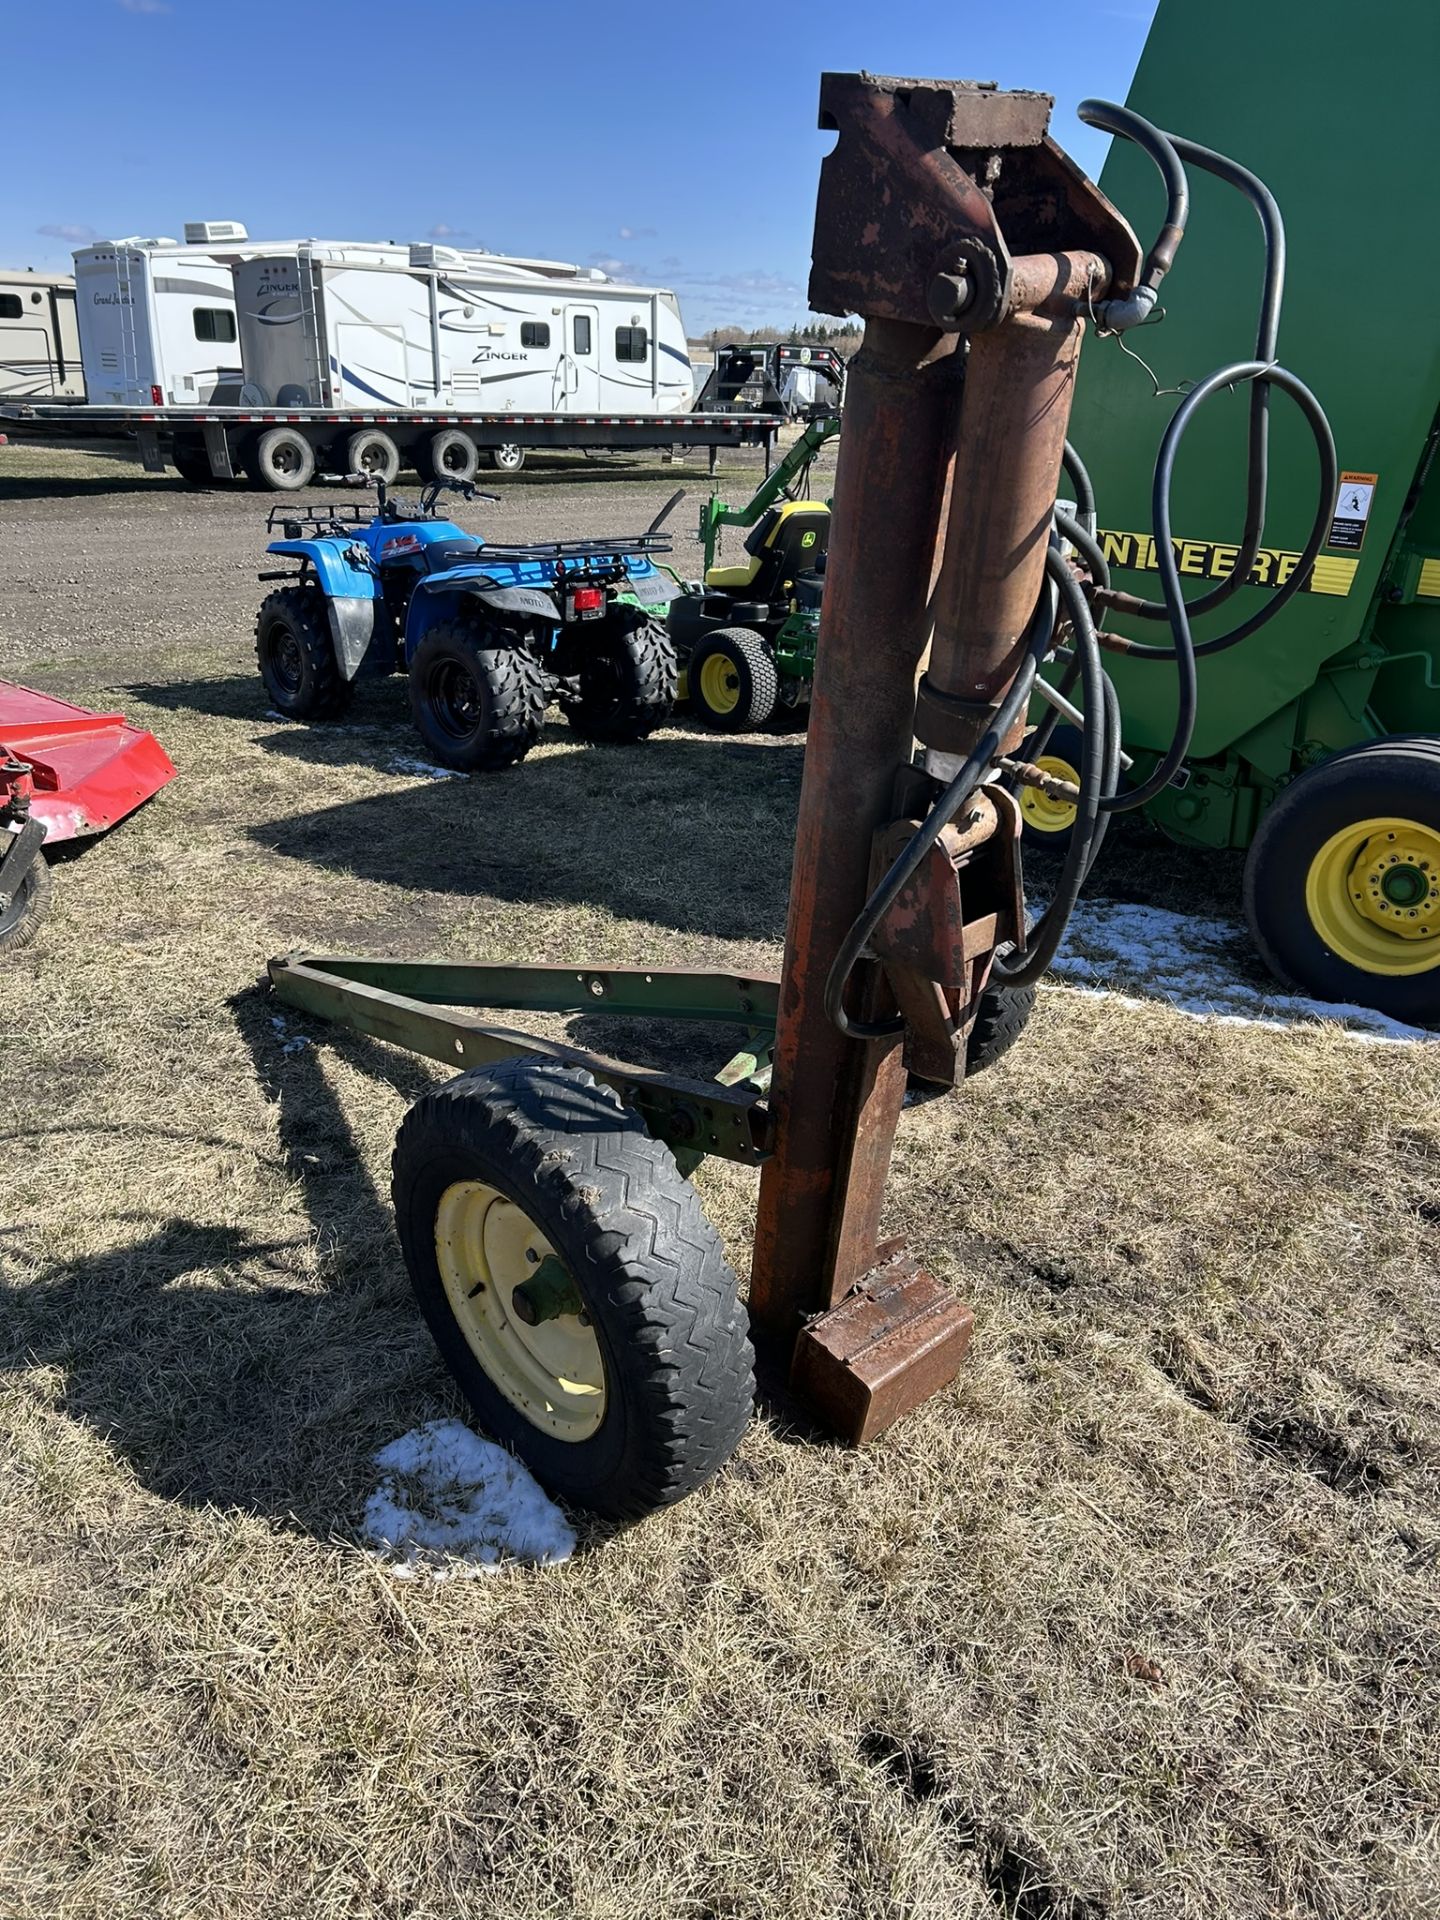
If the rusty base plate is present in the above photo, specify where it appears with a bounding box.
[789,1250,974,1444]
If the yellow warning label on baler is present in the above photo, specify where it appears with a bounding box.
[1417,558,1440,600]
[1097,529,1358,597]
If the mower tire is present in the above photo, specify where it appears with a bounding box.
[408,619,547,772]
[391,1058,755,1520]
[964,979,1037,1076]
[565,615,677,743]
[1244,737,1440,1023]
[256,585,354,721]
[0,849,53,956]
[251,427,315,493]
[688,627,777,732]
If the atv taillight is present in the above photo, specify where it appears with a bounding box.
[572,587,604,613]
[150,385,163,406]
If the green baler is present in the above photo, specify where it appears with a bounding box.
[1053,0,1440,1020]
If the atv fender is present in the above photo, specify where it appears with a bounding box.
[266,538,382,679]
[407,581,560,658]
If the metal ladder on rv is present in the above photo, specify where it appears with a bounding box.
[296,245,328,407]
[115,249,142,404]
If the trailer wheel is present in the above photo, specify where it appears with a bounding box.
[486,444,526,474]
[347,428,401,485]
[255,585,353,720]
[416,429,480,485]
[0,850,53,957]
[1244,738,1440,1023]
[391,1058,754,1520]
[252,428,316,493]
[565,615,677,743]
[408,619,546,772]
[688,627,778,731]
[963,979,1037,1076]
[171,435,215,486]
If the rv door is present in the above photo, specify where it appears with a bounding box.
[562,306,601,412]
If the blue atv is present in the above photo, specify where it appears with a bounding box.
[254,478,682,772]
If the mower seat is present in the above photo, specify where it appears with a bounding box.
[704,500,830,598]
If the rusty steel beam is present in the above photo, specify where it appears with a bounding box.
[751,74,1140,1436]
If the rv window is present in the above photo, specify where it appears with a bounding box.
[521,322,551,348]
[573,315,592,355]
[0,295,21,321]
[193,308,237,343]
[615,326,649,363]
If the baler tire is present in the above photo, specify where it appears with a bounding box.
[565,615,677,743]
[391,1058,755,1520]
[0,850,53,956]
[256,585,353,721]
[408,619,546,772]
[1244,736,1440,1024]
[964,980,1038,1077]
[688,627,778,732]
[1017,722,1084,853]
[252,427,316,493]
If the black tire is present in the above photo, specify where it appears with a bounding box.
[391,1059,755,1519]
[347,428,401,484]
[416,428,479,486]
[255,585,353,720]
[964,980,1037,1076]
[0,849,53,956]
[1243,737,1440,1023]
[408,617,546,771]
[486,444,526,474]
[252,428,316,493]
[171,435,214,486]
[688,627,778,732]
[1018,721,1084,853]
[565,614,677,743]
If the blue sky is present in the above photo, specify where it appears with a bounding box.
[4,0,1157,335]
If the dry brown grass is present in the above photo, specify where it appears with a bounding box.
[1,488,1437,1917]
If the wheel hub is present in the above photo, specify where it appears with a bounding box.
[700,653,740,714]
[1019,751,1080,835]
[434,1179,605,1441]
[1306,816,1440,975]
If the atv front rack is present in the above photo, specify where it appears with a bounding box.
[266,502,372,534]
[268,954,776,1166]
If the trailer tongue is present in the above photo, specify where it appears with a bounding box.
[0,684,176,954]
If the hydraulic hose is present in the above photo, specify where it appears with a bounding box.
[1077,100,1188,311]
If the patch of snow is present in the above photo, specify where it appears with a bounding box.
[1051,899,1433,1045]
[363,1419,576,1579]
[269,1013,310,1055]
[387,756,463,782]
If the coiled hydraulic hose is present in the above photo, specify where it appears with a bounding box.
[822,101,1339,1046]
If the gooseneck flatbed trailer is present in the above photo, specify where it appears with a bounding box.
[0,400,779,489]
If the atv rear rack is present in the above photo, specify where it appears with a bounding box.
[476,533,675,562]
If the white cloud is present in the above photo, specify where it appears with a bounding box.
[427,222,471,240]
[119,0,171,13]
[618,225,656,241]
[36,223,100,243]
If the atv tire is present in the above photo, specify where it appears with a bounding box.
[565,614,676,743]
[256,585,353,721]
[0,848,53,956]
[391,1058,754,1519]
[408,619,547,772]
[688,627,778,732]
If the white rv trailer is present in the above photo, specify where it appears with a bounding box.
[72,221,261,407]
[233,243,692,417]
[0,272,82,399]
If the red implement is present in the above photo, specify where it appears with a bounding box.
[0,682,176,843]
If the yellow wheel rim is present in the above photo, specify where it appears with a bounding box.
[434,1180,606,1442]
[1305,815,1440,977]
[699,651,741,716]
[1019,752,1081,835]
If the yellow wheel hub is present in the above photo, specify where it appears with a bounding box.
[1019,752,1081,835]
[699,651,741,716]
[1305,815,1440,977]
[434,1180,606,1441]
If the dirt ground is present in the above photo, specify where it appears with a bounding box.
[1,444,1436,1920]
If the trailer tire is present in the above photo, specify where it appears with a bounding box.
[1244,737,1440,1024]
[171,435,215,486]
[564,614,677,743]
[392,1058,754,1520]
[347,428,401,485]
[0,850,53,957]
[408,618,546,772]
[252,428,316,493]
[486,444,526,474]
[963,980,1037,1076]
[416,429,480,485]
[255,585,353,720]
[688,627,777,731]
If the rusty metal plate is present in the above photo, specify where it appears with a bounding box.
[790,1252,975,1443]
